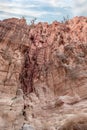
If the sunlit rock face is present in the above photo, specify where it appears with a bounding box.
[0,16,87,97]
[0,16,87,130]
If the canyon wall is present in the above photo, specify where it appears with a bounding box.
[0,16,87,130]
[0,16,87,97]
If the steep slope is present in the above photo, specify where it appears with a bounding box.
[0,16,87,130]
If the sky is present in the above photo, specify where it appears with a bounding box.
[0,0,87,23]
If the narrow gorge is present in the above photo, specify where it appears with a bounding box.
[0,16,87,130]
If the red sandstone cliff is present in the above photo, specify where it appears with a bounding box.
[0,16,87,130]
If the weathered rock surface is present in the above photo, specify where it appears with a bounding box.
[21,124,35,130]
[0,16,87,130]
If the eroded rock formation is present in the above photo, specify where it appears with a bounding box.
[0,16,87,130]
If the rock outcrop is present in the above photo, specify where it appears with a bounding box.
[0,16,87,130]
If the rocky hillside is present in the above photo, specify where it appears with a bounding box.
[0,16,87,130]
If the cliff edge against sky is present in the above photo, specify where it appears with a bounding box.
[0,16,87,130]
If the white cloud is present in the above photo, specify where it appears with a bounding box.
[0,0,73,22]
[23,0,72,7]
[0,3,36,8]
[73,0,87,16]
[0,0,47,18]
[50,0,72,7]
[0,7,47,17]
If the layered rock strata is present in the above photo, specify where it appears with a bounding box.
[0,16,87,130]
